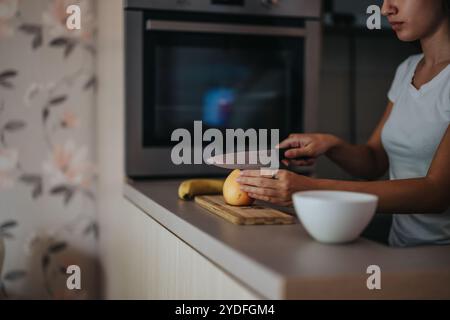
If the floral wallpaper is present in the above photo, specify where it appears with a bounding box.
[0,0,98,299]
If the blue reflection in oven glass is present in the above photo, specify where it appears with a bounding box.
[202,88,236,127]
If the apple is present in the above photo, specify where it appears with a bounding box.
[223,169,254,206]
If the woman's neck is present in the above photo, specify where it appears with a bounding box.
[420,18,450,66]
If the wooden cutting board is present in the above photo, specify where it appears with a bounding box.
[195,195,296,225]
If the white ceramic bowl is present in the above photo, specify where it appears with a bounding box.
[292,191,378,244]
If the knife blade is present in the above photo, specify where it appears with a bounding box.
[206,148,312,170]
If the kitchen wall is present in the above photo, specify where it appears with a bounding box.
[332,0,384,26]
[0,0,98,299]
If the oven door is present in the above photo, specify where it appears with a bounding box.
[126,11,315,178]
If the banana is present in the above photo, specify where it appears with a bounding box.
[178,179,225,200]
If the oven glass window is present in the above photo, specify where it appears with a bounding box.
[143,31,303,147]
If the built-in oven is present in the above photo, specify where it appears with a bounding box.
[125,0,322,178]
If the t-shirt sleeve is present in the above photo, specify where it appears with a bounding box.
[443,82,450,122]
[388,57,411,103]
[436,67,450,122]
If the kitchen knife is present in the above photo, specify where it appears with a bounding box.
[206,148,313,170]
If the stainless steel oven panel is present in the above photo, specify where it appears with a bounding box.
[125,0,321,19]
[146,20,306,37]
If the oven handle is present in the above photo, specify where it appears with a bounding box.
[146,20,306,37]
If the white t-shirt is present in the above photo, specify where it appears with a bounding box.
[381,54,450,247]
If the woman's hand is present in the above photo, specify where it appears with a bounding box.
[236,170,315,207]
[278,133,341,166]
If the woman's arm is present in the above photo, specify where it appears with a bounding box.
[280,102,393,180]
[325,102,392,180]
[316,125,450,214]
[238,126,450,213]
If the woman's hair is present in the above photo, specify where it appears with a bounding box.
[445,0,450,17]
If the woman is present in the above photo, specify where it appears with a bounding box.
[237,0,450,247]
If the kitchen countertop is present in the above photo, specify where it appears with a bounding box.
[124,179,450,299]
